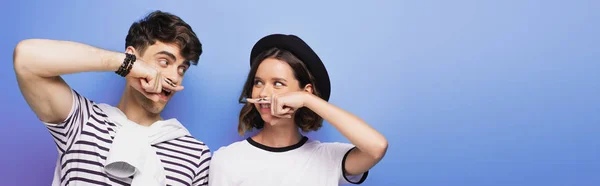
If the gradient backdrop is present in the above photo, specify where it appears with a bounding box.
[1,0,599,185]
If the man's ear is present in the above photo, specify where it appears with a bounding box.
[125,46,137,56]
[303,84,313,94]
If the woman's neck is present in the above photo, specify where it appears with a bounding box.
[253,120,303,148]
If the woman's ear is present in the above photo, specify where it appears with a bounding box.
[303,84,313,94]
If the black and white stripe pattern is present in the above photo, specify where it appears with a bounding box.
[45,90,211,186]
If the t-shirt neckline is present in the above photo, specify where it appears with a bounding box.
[246,136,309,152]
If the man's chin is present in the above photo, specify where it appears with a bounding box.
[140,97,167,114]
[143,103,165,114]
[129,90,167,114]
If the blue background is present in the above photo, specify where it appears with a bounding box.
[1,0,599,185]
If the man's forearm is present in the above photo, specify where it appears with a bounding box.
[13,39,124,78]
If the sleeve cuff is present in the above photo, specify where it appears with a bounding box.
[341,146,369,184]
[43,89,78,127]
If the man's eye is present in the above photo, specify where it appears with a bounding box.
[178,67,187,75]
[159,60,168,66]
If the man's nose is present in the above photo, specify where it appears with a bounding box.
[162,69,181,85]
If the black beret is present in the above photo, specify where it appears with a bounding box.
[250,34,331,101]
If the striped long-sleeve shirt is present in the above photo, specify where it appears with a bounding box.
[45,90,211,186]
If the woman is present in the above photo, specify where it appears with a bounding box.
[209,34,388,186]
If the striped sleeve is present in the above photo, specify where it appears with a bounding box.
[194,147,212,186]
[43,89,93,154]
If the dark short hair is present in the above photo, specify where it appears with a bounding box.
[125,10,202,65]
[238,48,323,136]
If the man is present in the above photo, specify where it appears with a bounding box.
[13,10,210,186]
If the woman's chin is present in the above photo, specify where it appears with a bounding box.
[260,114,295,126]
[260,113,273,123]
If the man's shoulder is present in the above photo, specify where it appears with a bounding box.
[161,135,211,165]
[71,89,97,104]
[71,89,106,114]
[171,135,211,152]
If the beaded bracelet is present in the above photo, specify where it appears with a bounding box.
[115,53,136,77]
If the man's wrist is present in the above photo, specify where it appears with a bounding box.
[115,53,136,77]
[102,51,125,72]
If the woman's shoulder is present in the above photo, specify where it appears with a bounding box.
[212,139,252,157]
[306,140,354,150]
[304,140,356,156]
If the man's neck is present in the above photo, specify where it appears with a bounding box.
[253,120,303,148]
[116,88,161,127]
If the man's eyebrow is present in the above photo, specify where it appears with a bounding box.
[155,51,177,61]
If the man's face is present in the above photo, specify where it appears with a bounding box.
[128,41,190,114]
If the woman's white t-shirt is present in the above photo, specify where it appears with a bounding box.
[208,136,368,186]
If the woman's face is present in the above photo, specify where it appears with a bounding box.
[251,57,303,123]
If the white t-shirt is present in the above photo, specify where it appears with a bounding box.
[208,136,368,186]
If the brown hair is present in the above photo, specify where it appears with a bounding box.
[125,10,202,65]
[238,48,323,136]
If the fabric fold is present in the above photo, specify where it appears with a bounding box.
[97,104,190,186]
